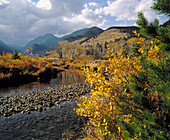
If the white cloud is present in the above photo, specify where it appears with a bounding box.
[63,3,106,28]
[94,7,103,15]
[102,0,159,22]
[135,0,157,21]
[103,0,140,21]
[0,0,85,45]
[88,2,98,7]
[36,0,52,10]
[26,0,52,10]
[0,0,168,46]
[0,0,9,5]
[0,24,11,32]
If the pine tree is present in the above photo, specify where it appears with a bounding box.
[136,11,170,44]
[152,0,170,16]
[137,0,170,44]
[119,1,170,139]
[12,50,20,60]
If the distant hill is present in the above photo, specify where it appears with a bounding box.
[48,26,141,59]
[24,29,92,51]
[60,28,89,40]
[0,40,13,54]
[24,27,104,56]
[23,34,61,56]
[80,26,140,58]
[63,26,104,42]
[24,44,49,56]
[24,34,60,50]
[161,19,170,27]
[8,44,24,52]
[82,26,140,46]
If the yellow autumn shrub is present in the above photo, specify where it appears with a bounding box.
[75,33,166,139]
[0,53,59,78]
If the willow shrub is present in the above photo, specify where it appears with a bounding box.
[75,32,169,139]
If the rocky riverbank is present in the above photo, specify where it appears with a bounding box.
[0,98,89,140]
[0,83,91,117]
[0,83,91,140]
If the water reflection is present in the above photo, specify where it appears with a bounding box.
[0,71,86,97]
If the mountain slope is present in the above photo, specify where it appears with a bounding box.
[24,34,60,50]
[24,27,104,56]
[82,26,139,46]
[63,26,104,42]
[48,26,140,59]
[60,28,89,40]
[0,40,13,54]
[24,44,49,56]
[8,44,24,52]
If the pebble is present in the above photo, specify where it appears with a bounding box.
[0,83,91,139]
[0,99,89,139]
[0,83,91,117]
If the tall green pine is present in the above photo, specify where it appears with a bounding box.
[118,0,170,139]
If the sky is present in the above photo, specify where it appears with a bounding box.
[0,0,169,46]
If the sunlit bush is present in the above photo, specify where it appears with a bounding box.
[75,32,169,139]
[0,53,55,78]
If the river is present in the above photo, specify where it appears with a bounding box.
[0,71,88,140]
[0,71,86,97]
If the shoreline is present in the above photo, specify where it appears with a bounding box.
[0,83,91,117]
[0,82,91,139]
[0,67,64,88]
[0,96,89,139]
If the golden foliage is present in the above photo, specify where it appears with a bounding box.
[0,53,59,79]
[75,34,164,139]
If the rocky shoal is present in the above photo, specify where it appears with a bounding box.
[0,83,91,117]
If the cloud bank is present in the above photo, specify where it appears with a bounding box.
[0,0,168,46]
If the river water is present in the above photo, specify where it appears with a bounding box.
[0,71,88,140]
[0,71,86,97]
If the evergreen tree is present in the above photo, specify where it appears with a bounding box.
[12,50,20,60]
[136,11,170,44]
[152,0,170,16]
[136,0,170,44]
[119,1,170,139]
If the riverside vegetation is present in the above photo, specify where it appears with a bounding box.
[76,31,169,140]
[0,51,67,87]
[75,1,170,139]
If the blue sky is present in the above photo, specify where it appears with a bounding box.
[0,0,169,46]
[32,0,39,2]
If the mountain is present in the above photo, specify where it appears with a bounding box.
[24,30,89,51]
[0,40,13,54]
[8,44,24,52]
[24,44,49,56]
[60,28,89,40]
[23,33,61,56]
[48,26,141,59]
[24,34,60,50]
[80,26,140,58]
[161,19,170,27]
[63,26,104,42]
[24,27,104,56]
[82,26,139,46]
